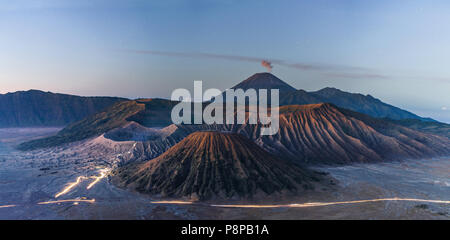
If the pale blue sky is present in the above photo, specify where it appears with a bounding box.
[0,0,450,122]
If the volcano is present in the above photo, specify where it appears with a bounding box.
[113,131,327,200]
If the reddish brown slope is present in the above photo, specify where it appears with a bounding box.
[255,104,450,164]
[174,103,450,165]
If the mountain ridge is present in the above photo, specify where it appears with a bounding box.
[174,103,450,165]
[226,73,432,121]
[0,90,127,127]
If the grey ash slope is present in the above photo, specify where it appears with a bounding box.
[387,118,450,139]
[0,90,126,127]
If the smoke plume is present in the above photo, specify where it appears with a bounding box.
[261,60,273,72]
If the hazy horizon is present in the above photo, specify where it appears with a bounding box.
[1,0,450,122]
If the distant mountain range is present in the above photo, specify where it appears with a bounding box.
[1,73,435,129]
[113,131,330,200]
[239,72,432,121]
[387,118,450,139]
[0,90,126,127]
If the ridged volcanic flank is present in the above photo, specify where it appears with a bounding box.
[114,131,323,200]
[169,103,450,165]
[262,103,450,164]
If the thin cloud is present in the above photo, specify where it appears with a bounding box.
[126,49,450,85]
[324,73,389,79]
[422,77,450,84]
[123,49,384,79]
[128,50,265,63]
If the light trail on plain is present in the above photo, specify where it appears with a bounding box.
[38,199,96,205]
[2,197,449,212]
[0,205,16,209]
[5,166,450,212]
[54,168,109,198]
[210,198,450,208]
[54,176,87,198]
[86,168,109,190]
[151,201,194,205]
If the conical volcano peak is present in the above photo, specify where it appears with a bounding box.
[232,72,297,92]
[114,131,324,200]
